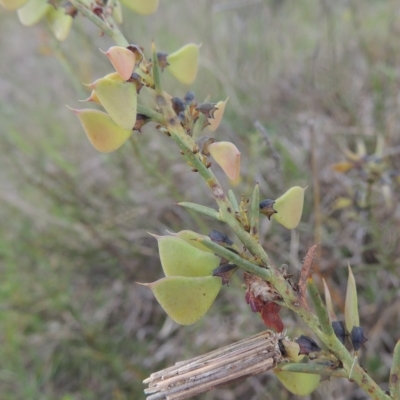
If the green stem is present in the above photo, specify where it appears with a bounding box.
[389,340,400,398]
[69,0,129,47]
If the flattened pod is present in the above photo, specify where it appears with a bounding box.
[272,186,306,229]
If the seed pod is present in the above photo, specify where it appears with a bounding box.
[208,141,241,181]
[212,263,238,285]
[46,7,73,41]
[351,326,368,351]
[208,230,234,246]
[332,321,346,344]
[139,275,221,325]
[167,44,200,85]
[274,371,320,396]
[70,108,132,153]
[208,97,229,132]
[279,339,304,363]
[184,91,195,105]
[296,335,321,355]
[171,97,186,115]
[259,199,277,220]
[156,52,170,71]
[196,103,218,119]
[119,0,159,15]
[103,46,137,80]
[0,0,30,10]
[272,186,306,229]
[17,0,51,26]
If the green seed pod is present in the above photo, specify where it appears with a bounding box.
[46,7,73,42]
[274,371,320,396]
[70,108,132,153]
[17,0,51,26]
[154,235,220,277]
[119,0,159,15]
[167,44,200,85]
[0,0,30,11]
[90,76,137,130]
[139,275,222,325]
[169,230,214,253]
[208,142,241,181]
[272,186,306,229]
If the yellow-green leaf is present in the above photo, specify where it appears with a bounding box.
[0,0,30,10]
[119,0,158,15]
[140,276,222,325]
[91,77,137,130]
[70,108,132,153]
[208,141,241,181]
[275,371,320,396]
[271,186,306,229]
[17,0,51,26]
[167,44,200,85]
[155,235,220,277]
[345,264,359,333]
[46,7,73,41]
[103,46,136,81]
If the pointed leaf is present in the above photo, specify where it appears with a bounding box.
[272,186,306,229]
[167,44,200,85]
[119,0,159,15]
[155,236,221,277]
[141,276,222,325]
[345,264,359,333]
[46,7,73,41]
[208,141,241,181]
[274,371,320,396]
[0,0,30,10]
[103,46,136,81]
[70,108,132,153]
[322,278,337,321]
[208,97,229,132]
[83,72,124,105]
[17,0,51,26]
[91,76,137,130]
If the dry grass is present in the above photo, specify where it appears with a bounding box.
[0,1,399,399]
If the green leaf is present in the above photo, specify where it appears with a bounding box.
[322,278,337,321]
[70,108,132,153]
[208,141,241,181]
[271,186,306,230]
[345,264,359,333]
[177,202,221,221]
[275,371,320,396]
[46,7,73,41]
[140,276,222,325]
[155,235,221,277]
[119,0,159,15]
[91,76,137,130]
[167,44,200,85]
[17,0,51,26]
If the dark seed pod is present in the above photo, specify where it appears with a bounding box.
[133,114,150,132]
[127,44,144,64]
[196,136,215,156]
[156,52,170,71]
[209,230,234,246]
[171,97,186,115]
[195,103,218,119]
[351,326,368,351]
[296,335,321,355]
[259,199,277,220]
[128,72,144,93]
[332,321,346,344]
[212,263,238,285]
[184,90,195,105]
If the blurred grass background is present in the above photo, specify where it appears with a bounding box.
[0,0,400,399]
